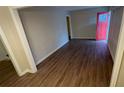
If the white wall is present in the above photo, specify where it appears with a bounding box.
[70,7,108,39]
[0,40,8,61]
[108,7,123,61]
[116,51,124,86]
[19,7,69,65]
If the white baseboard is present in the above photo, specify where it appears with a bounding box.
[71,37,96,39]
[36,40,69,65]
[18,40,69,76]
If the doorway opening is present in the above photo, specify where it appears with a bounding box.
[66,16,71,40]
[0,38,17,84]
[96,11,111,42]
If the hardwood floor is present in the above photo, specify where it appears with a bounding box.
[0,60,18,85]
[0,40,113,87]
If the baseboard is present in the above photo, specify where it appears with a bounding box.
[71,37,96,40]
[36,40,69,65]
[0,57,10,62]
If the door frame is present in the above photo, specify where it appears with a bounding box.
[66,15,73,40]
[110,9,124,86]
[0,6,37,76]
[66,16,71,40]
[0,27,23,75]
[8,7,37,75]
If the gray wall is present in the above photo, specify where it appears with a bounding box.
[108,7,123,61]
[0,40,8,61]
[70,7,108,39]
[19,7,69,65]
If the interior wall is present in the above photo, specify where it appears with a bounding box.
[0,39,8,61]
[70,7,108,39]
[19,7,69,65]
[0,7,32,74]
[108,7,123,61]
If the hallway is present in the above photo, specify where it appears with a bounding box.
[0,40,113,87]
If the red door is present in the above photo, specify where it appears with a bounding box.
[96,12,110,40]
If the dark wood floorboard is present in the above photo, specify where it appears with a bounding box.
[0,40,113,87]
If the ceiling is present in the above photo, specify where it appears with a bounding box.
[13,6,100,12]
[55,6,100,12]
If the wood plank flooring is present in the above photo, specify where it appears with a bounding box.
[0,40,113,87]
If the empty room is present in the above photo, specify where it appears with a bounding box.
[0,6,124,87]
